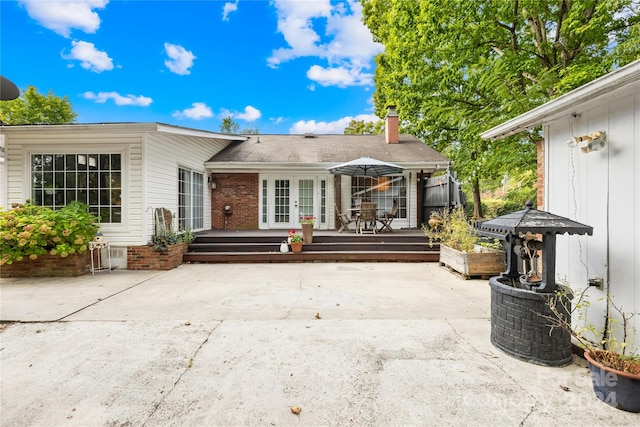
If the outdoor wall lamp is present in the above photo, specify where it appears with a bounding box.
[208,175,217,189]
[566,131,606,153]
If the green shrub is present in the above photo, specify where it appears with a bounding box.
[150,229,195,252]
[0,201,98,265]
[423,206,477,252]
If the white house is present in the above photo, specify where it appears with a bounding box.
[481,60,640,351]
[0,107,450,269]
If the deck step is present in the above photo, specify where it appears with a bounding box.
[183,229,438,264]
[184,251,439,264]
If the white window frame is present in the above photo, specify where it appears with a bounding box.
[25,146,129,232]
[178,167,204,231]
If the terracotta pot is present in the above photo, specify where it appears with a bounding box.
[584,350,640,412]
[428,217,443,229]
[290,241,303,253]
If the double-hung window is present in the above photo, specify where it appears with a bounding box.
[178,168,203,230]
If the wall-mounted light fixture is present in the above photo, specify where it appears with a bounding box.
[566,131,606,153]
[208,175,217,190]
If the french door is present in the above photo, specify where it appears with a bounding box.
[269,177,316,229]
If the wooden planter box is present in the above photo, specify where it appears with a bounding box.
[127,242,189,270]
[0,252,91,278]
[439,244,505,279]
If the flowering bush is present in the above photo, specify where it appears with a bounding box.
[299,215,316,224]
[0,201,99,265]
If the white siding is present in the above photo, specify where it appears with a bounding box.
[144,132,228,240]
[1,124,230,269]
[545,90,640,351]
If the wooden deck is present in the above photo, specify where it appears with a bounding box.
[184,229,439,263]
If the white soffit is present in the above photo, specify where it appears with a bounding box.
[481,60,640,141]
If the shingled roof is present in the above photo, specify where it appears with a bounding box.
[207,133,449,165]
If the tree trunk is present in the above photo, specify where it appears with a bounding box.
[472,177,483,219]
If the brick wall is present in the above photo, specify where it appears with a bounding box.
[0,251,91,278]
[210,173,259,229]
[127,242,188,270]
[535,139,544,209]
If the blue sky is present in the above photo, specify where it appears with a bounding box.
[0,0,383,134]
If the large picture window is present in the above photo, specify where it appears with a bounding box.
[31,154,122,223]
[351,175,406,219]
[178,168,204,230]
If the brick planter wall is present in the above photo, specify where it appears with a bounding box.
[127,242,189,270]
[489,276,572,367]
[0,252,91,278]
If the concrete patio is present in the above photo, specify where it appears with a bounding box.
[1,263,636,426]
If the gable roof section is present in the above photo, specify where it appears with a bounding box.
[481,60,640,141]
[0,122,247,142]
[206,133,449,170]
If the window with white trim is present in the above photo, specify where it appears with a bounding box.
[178,168,204,230]
[351,176,406,219]
[31,153,122,223]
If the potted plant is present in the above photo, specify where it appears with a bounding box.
[299,215,316,244]
[542,289,639,412]
[290,233,303,253]
[428,211,443,229]
[422,206,505,279]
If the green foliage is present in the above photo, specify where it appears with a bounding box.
[290,233,303,243]
[0,86,77,124]
[299,215,316,224]
[0,201,98,265]
[219,116,240,134]
[151,229,195,252]
[344,119,385,134]
[361,0,639,218]
[423,206,477,252]
[218,116,259,134]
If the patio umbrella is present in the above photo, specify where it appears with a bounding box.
[1,76,20,101]
[328,156,405,177]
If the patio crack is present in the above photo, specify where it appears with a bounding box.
[141,321,222,426]
[445,319,539,421]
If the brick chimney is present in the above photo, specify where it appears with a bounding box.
[385,105,399,144]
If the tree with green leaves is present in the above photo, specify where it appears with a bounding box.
[344,119,385,134]
[361,0,639,217]
[219,116,240,134]
[219,116,259,134]
[0,86,77,125]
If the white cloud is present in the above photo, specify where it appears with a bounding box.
[289,113,379,134]
[235,105,261,122]
[220,105,262,122]
[268,0,382,88]
[271,117,285,125]
[164,43,196,75]
[83,91,152,106]
[62,40,113,72]
[19,0,108,38]
[173,103,214,120]
[222,0,239,21]
[307,64,372,88]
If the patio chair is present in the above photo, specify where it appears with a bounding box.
[358,202,377,234]
[378,200,398,232]
[335,204,356,232]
